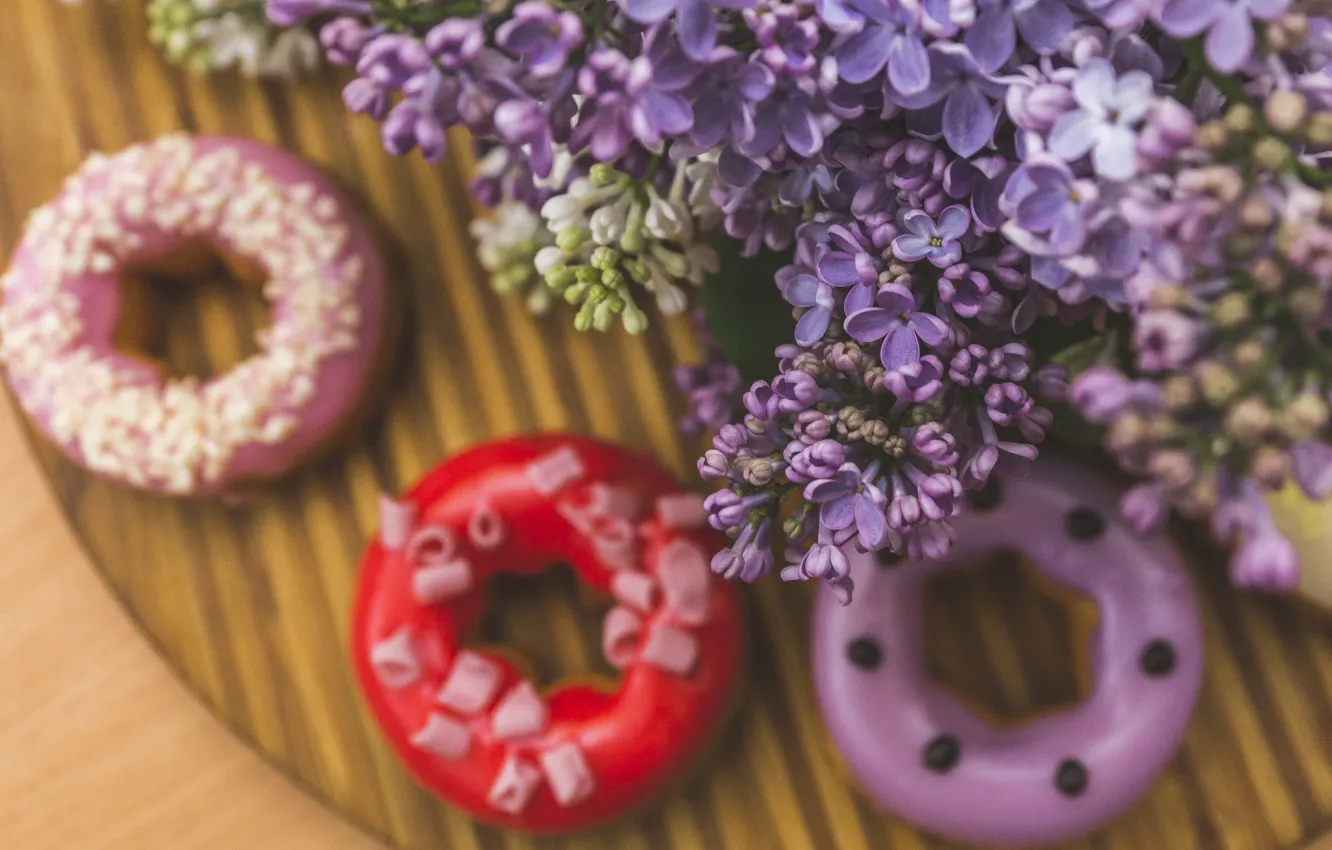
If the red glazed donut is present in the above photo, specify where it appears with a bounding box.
[351,435,743,833]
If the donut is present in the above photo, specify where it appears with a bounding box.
[811,454,1204,847]
[351,434,743,833]
[0,135,392,496]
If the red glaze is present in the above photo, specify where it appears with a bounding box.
[351,434,743,833]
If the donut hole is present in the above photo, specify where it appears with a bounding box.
[922,551,1098,724]
[478,565,620,689]
[113,242,269,381]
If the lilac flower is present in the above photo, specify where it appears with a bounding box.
[892,206,971,267]
[845,283,951,368]
[496,2,583,78]
[1155,0,1289,74]
[914,422,960,465]
[705,490,773,529]
[1292,441,1332,500]
[788,439,849,482]
[1069,366,1135,422]
[781,534,856,605]
[1120,483,1169,535]
[835,0,930,96]
[967,0,1075,70]
[684,49,773,151]
[943,156,1011,231]
[891,44,1010,156]
[938,265,990,317]
[320,17,372,67]
[268,0,370,26]
[804,462,890,548]
[773,369,826,412]
[570,39,698,159]
[711,520,774,581]
[948,344,989,386]
[778,266,838,345]
[744,75,827,158]
[961,439,1038,487]
[618,0,757,60]
[1048,59,1154,181]
[885,355,945,401]
[423,19,485,71]
[747,4,822,75]
[1134,312,1202,372]
[984,383,1033,425]
[1231,527,1299,591]
[1001,158,1094,256]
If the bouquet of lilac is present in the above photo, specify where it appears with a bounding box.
[271,0,1332,603]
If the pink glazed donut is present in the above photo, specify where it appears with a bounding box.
[0,135,391,496]
[811,455,1204,847]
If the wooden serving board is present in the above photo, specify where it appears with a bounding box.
[7,3,1332,849]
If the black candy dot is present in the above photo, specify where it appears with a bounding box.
[846,637,883,670]
[1055,759,1089,797]
[876,548,904,568]
[1065,507,1106,541]
[965,479,1003,512]
[1140,640,1177,677]
[923,735,961,773]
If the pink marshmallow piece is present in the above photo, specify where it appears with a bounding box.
[378,494,419,550]
[491,681,550,741]
[592,517,638,571]
[369,627,421,689]
[488,754,543,815]
[468,501,506,551]
[405,524,458,567]
[589,483,644,520]
[526,446,585,496]
[656,538,712,626]
[655,493,707,529]
[539,742,596,808]
[412,559,473,605]
[410,712,472,760]
[610,570,658,612]
[437,651,502,715]
[641,622,700,677]
[601,606,643,670]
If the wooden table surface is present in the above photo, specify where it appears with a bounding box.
[0,397,382,850]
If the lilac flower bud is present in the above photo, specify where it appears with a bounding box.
[986,343,1031,381]
[949,344,989,387]
[743,380,778,420]
[885,355,944,402]
[1120,483,1169,535]
[698,450,730,481]
[888,493,923,529]
[1017,406,1053,443]
[1033,364,1069,402]
[424,19,485,70]
[704,490,772,530]
[1007,81,1075,134]
[796,542,852,582]
[713,423,750,455]
[916,473,962,521]
[1069,366,1134,422]
[343,77,392,120]
[985,383,1033,426]
[1137,98,1197,162]
[268,0,371,27]
[794,409,833,443]
[913,422,959,466]
[1231,528,1300,592]
[773,370,821,413]
[320,17,372,66]
[357,34,431,89]
[1292,440,1332,500]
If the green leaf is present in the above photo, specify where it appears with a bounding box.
[699,237,795,383]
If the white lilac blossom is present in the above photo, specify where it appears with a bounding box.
[269,0,1332,601]
[149,1,320,77]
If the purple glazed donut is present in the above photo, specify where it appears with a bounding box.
[811,454,1204,848]
[0,135,391,497]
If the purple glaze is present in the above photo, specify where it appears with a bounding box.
[811,454,1204,847]
[0,136,389,496]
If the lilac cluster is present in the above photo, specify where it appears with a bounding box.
[270,0,1332,600]
[702,216,1068,602]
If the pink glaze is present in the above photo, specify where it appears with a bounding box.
[0,135,389,496]
[812,454,1204,847]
